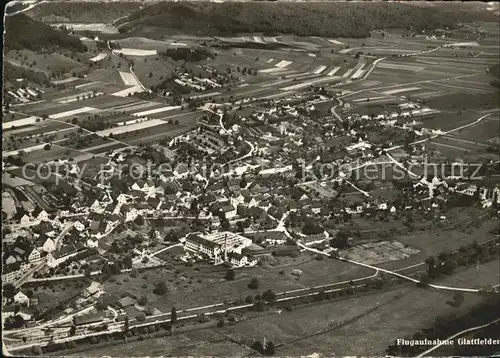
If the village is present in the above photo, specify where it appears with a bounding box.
[2,1,500,355]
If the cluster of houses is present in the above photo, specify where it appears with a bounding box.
[7,83,43,104]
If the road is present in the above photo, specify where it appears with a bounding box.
[416,317,500,357]
[385,113,492,152]
[5,1,40,16]
[204,107,255,165]
[54,222,75,249]
[13,258,48,288]
[298,243,487,293]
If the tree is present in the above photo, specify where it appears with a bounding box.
[266,341,276,355]
[225,269,236,281]
[253,300,267,312]
[3,283,17,302]
[153,281,167,295]
[262,289,276,303]
[138,295,148,306]
[248,277,260,289]
[136,312,146,322]
[425,256,437,278]
[122,255,133,269]
[239,176,248,188]
[69,325,76,336]
[217,318,225,327]
[171,307,177,324]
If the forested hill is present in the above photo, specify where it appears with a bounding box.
[4,14,87,53]
[116,1,459,37]
[24,1,143,24]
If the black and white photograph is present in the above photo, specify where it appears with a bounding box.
[2,0,500,356]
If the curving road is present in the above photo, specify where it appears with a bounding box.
[298,242,489,293]
[385,113,492,152]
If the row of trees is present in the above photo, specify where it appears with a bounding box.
[424,239,499,281]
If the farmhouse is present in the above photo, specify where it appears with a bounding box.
[13,291,30,306]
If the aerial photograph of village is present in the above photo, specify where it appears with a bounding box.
[2,0,499,356]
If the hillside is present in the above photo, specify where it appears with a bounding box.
[4,14,87,53]
[25,1,144,24]
[115,1,459,38]
[3,62,50,87]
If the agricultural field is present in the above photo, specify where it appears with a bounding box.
[103,251,373,313]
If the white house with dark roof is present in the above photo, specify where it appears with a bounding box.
[221,204,237,219]
[37,210,49,221]
[74,221,85,232]
[13,291,30,306]
[28,247,42,262]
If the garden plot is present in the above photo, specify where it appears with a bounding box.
[3,143,47,157]
[9,121,74,139]
[342,241,420,265]
[119,71,141,86]
[327,67,341,76]
[125,124,190,145]
[86,68,125,85]
[280,76,342,91]
[351,64,367,80]
[114,49,157,56]
[49,106,100,119]
[89,53,108,62]
[327,39,345,45]
[382,87,421,95]
[74,81,102,90]
[96,118,167,136]
[261,67,289,74]
[111,85,145,97]
[276,60,293,68]
[85,142,130,155]
[56,91,104,103]
[3,116,40,130]
[51,77,79,85]
[313,65,328,74]
[131,105,182,117]
[115,101,164,113]
[80,95,137,110]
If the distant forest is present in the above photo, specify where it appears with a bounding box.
[114,1,485,38]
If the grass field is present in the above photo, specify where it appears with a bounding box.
[69,326,251,357]
[80,259,499,356]
[21,145,83,163]
[102,251,373,313]
[6,49,86,76]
